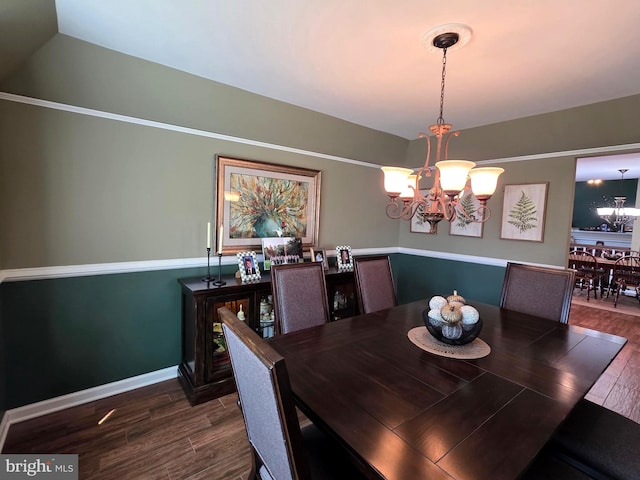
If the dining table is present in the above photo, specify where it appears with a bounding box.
[269,299,627,480]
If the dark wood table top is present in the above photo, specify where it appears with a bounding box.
[269,300,627,480]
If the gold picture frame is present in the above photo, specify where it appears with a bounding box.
[216,155,321,254]
[310,247,329,270]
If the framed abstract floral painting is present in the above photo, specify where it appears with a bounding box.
[215,156,321,254]
[500,183,548,242]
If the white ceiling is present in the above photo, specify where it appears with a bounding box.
[53,0,640,177]
[575,153,640,182]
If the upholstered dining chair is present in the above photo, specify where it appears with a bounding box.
[499,262,575,324]
[353,255,397,314]
[219,307,365,480]
[271,262,330,335]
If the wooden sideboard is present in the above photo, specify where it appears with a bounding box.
[178,267,357,405]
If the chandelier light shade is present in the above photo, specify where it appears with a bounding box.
[381,166,414,196]
[435,160,476,195]
[381,25,504,232]
[596,168,640,229]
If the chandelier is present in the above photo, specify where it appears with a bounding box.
[596,169,640,229]
[381,25,504,233]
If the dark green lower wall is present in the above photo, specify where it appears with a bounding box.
[0,265,215,409]
[0,254,507,410]
[393,254,506,306]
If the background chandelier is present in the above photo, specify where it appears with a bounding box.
[597,168,640,229]
[381,25,504,233]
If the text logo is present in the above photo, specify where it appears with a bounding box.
[0,455,78,479]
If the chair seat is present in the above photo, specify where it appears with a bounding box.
[549,399,640,480]
[519,450,595,479]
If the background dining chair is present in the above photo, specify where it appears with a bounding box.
[220,307,365,480]
[271,262,330,335]
[354,255,397,314]
[499,262,575,324]
[567,250,604,301]
[610,255,640,307]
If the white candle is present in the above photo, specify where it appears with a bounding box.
[206,222,211,249]
[218,224,224,255]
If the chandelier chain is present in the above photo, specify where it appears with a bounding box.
[437,47,448,126]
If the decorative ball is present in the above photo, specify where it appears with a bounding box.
[460,305,479,325]
[440,304,463,324]
[429,295,448,310]
[428,308,443,322]
[447,290,466,305]
[442,323,463,340]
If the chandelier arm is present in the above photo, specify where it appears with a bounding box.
[443,131,460,160]
[418,132,433,172]
[385,197,416,220]
[453,201,491,223]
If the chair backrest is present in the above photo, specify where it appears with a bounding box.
[271,262,330,335]
[500,262,575,324]
[220,307,311,480]
[612,255,640,287]
[568,250,599,275]
[354,255,397,314]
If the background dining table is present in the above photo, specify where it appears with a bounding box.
[269,299,627,480]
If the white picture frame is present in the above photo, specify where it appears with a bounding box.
[336,245,353,271]
[236,251,260,283]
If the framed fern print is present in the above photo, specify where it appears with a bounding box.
[449,191,484,238]
[410,190,437,234]
[500,183,548,242]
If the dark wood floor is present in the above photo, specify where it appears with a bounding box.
[3,301,640,480]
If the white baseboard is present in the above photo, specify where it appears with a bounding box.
[0,366,178,451]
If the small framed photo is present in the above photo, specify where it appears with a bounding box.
[310,247,329,270]
[236,251,260,283]
[336,245,353,271]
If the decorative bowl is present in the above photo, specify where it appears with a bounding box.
[422,309,483,346]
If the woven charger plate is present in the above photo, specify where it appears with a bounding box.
[407,327,491,359]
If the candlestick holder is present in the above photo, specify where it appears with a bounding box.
[212,253,226,286]
[202,247,214,282]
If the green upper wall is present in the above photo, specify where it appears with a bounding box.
[1,34,407,166]
[0,0,57,83]
[0,35,408,270]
